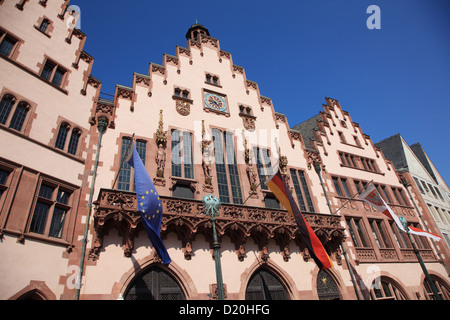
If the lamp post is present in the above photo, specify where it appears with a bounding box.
[399,216,442,300]
[75,117,108,300]
[202,194,225,300]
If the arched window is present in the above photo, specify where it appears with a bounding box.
[317,270,341,300]
[9,101,29,131]
[370,277,408,300]
[55,122,70,150]
[423,276,450,300]
[245,268,289,300]
[124,266,185,300]
[0,95,31,133]
[54,122,82,156]
[67,128,81,155]
[17,290,46,300]
[0,94,15,124]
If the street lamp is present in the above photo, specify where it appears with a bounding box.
[202,194,225,300]
[399,216,442,300]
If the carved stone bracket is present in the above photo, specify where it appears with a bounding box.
[90,99,116,129]
[306,149,326,173]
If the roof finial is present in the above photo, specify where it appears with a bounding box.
[195,19,198,24]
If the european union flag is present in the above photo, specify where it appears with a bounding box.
[127,142,171,265]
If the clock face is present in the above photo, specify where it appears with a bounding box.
[204,92,227,113]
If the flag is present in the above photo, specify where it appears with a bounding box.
[266,171,333,270]
[358,184,406,231]
[359,184,440,241]
[408,226,441,242]
[127,142,171,265]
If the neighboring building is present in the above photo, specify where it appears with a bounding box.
[0,0,449,300]
[292,99,450,300]
[376,134,450,252]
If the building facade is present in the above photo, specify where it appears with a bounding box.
[376,134,450,253]
[0,0,449,300]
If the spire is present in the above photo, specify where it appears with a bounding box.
[185,23,210,41]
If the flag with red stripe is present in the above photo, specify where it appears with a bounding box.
[266,171,333,270]
[408,226,441,241]
[359,184,440,241]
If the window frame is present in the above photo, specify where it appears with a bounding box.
[170,129,194,180]
[370,277,408,300]
[205,72,221,87]
[423,277,450,300]
[117,137,147,192]
[28,179,75,240]
[332,176,352,198]
[369,219,393,249]
[0,28,21,59]
[346,216,371,248]
[0,93,32,134]
[253,146,272,191]
[212,129,243,204]
[290,168,315,213]
[53,121,84,157]
[40,58,68,88]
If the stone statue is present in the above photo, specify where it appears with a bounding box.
[155,143,166,178]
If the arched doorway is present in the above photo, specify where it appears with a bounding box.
[317,270,341,300]
[124,265,185,300]
[245,267,290,300]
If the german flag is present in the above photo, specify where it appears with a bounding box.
[266,171,333,270]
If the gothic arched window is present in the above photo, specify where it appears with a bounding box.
[124,266,185,300]
[423,276,450,300]
[54,122,83,157]
[317,270,340,300]
[370,277,408,300]
[245,268,289,300]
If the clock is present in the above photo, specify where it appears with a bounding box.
[204,92,228,113]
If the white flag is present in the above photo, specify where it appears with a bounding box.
[359,184,440,241]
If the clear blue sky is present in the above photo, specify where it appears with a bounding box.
[74,0,450,184]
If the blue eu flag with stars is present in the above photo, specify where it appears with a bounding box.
[127,142,171,265]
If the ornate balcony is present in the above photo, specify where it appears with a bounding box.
[89,188,346,262]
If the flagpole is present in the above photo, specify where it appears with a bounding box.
[400,177,450,276]
[111,133,135,189]
[399,216,442,300]
[313,162,362,300]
